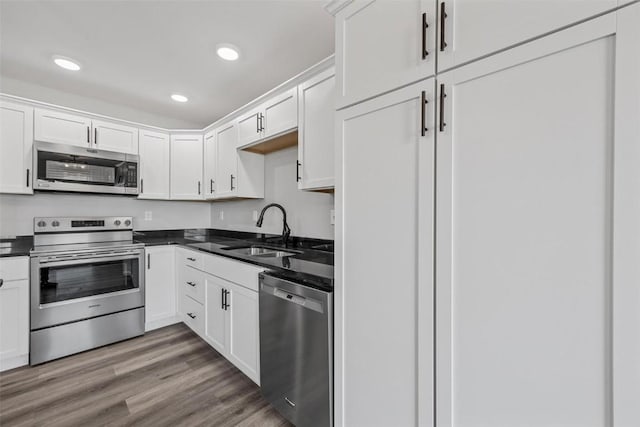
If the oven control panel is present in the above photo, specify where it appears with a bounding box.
[34,216,134,233]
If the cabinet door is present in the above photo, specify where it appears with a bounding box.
[138,130,170,199]
[170,134,203,200]
[262,87,298,140]
[34,108,92,147]
[0,279,29,369]
[437,0,617,72]
[226,282,260,384]
[336,78,435,426]
[435,9,640,426]
[335,0,436,109]
[204,275,228,354]
[298,68,335,190]
[93,119,138,154]
[203,130,217,199]
[0,101,33,194]
[144,246,176,326]
[236,108,262,148]
[215,123,238,198]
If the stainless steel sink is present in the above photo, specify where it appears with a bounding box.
[223,245,299,258]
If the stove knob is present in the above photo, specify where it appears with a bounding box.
[124,219,132,227]
[52,220,60,227]
[37,220,47,228]
[114,220,122,226]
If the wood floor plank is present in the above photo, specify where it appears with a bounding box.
[0,324,292,427]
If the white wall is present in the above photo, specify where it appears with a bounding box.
[0,75,200,129]
[211,146,334,240]
[0,193,210,237]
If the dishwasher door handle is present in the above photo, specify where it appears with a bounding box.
[262,284,325,314]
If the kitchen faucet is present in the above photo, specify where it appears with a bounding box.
[256,203,291,247]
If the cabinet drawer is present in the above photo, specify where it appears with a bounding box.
[182,294,204,336]
[181,267,205,304]
[178,249,204,270]
[203,254,263,292]
[0,257,29,282]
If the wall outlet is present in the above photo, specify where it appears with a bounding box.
[144,211,152,221]
[219,211,224,221]
[330,209,335,225]
[252,210,258,221]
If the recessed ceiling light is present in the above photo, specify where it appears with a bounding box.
[53,56,81,71]
[171,94,188,103]
[216,44,240,61]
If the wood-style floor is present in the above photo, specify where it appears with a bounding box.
[0,323,291,427]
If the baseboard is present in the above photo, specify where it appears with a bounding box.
[145,315,181,332]
[0,354,29,372]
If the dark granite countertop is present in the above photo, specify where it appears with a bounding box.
[134,229,334,288]
[0,236,34,258]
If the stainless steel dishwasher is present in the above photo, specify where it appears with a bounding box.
[259,271,333,427]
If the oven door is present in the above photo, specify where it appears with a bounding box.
[30,248,145,330]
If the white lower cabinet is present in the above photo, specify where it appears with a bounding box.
[177,248,262,385]
[205,275,260,384]
[144,246,178,331]
[0,257,30,372]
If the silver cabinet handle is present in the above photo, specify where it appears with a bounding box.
[187,257,196,261]
[147,253,150,269]
[187,313,196,319]
[0,278,4,288]
[186,281,196,287]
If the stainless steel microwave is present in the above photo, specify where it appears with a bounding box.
[34,142,139,195]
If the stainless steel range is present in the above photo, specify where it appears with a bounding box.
[29,216,145,365]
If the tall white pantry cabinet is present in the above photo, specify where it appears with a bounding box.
[333,2,640,427]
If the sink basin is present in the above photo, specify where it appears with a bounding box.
[223,245,299,258]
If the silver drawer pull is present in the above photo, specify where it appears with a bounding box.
[187,313,196,319]
[187,257,196,261]
[186,281,196,287]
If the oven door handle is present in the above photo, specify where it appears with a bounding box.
[35,251,143,267]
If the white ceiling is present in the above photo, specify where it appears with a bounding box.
[0,0,335,128]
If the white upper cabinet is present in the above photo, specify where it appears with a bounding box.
[435,7,640,426]
[215,122,264,200]
[138,130,170,200]
[298,67,336,191]
[237,107,263,148]
[34,108,138,154]
[261,87,298,140]
[214,122,238,198]
[92,119,138,154]
[34,108,92,148]
[0,101,33,194]
[203,129,217,199]
[236,87,298,149]
[335,0,436,109]
[170,134,203,200]
[436,0,617,71]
